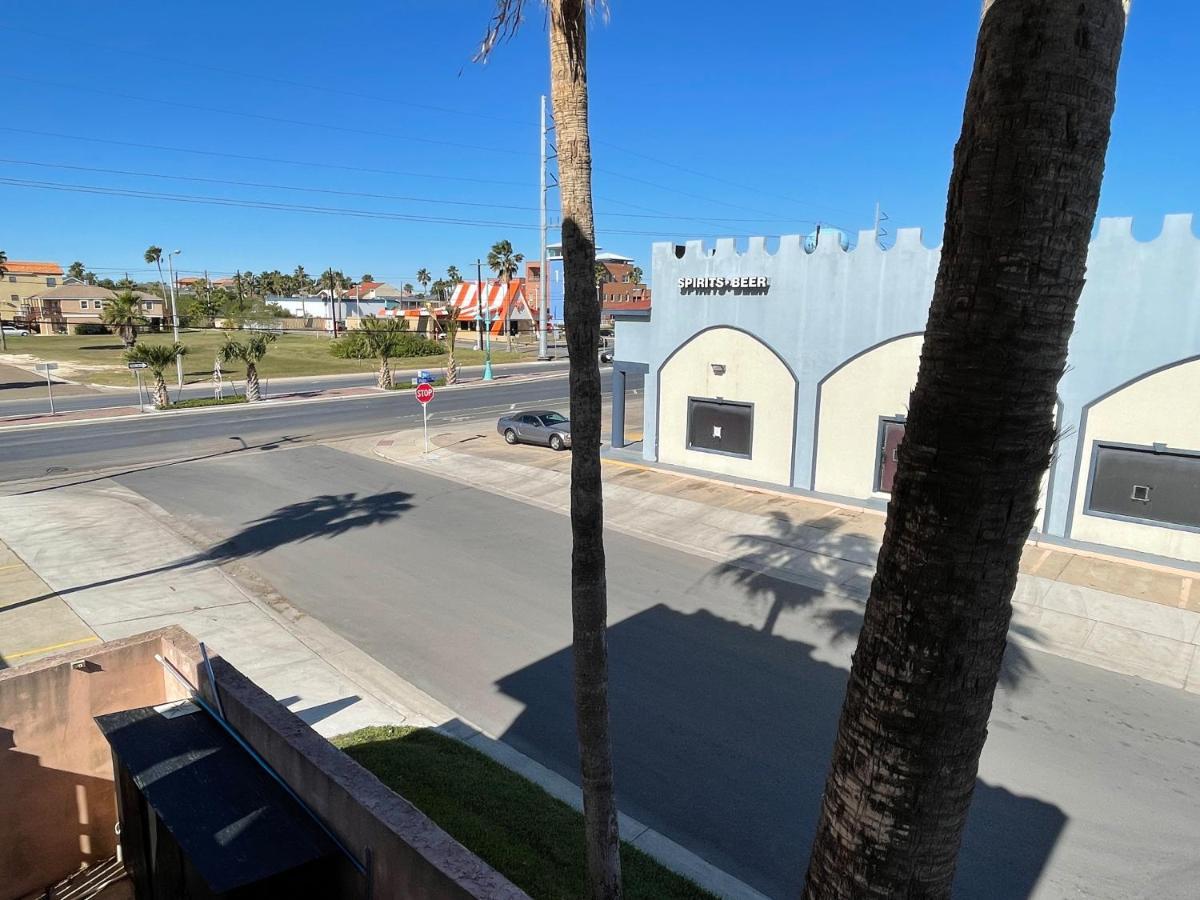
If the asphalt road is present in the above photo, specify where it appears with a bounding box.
[112,445,1200,900]
[0,360,569,419]
[0,368,637,483]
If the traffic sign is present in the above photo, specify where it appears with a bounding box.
[415,383,435,404]
[34,362,59,372]
[127,361,149,370]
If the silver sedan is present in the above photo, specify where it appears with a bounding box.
[497,409,572,451]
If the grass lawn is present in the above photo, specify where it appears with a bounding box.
[333,726,716,900]
[0,330,526,387]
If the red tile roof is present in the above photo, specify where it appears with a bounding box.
[4,260,63,275]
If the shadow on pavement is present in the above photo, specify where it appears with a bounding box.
[4,490,414,611]
[495,603,1064,899]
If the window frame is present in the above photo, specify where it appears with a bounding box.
[80,299,89,309]
[1083,440,1200,534]
[685,396,754,460]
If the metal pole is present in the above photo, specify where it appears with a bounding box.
[45,369,55,415]
[167,251,183,392]
[423,403,429,454]
[538,93,549,360]
[481,267,493,381]
[474,260,483,352]
[135,369,146,411]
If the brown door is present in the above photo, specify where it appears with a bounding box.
[878,420,906,493]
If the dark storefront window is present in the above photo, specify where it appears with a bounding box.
[687,398,753,458]
[875,418,906,493]
[1087,443,1200,530]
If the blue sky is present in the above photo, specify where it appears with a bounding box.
[1,1,1196,285]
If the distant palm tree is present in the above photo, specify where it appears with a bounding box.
[446,265,462,283]
[487,240,524,283]
[358,317,407,388]
[361,273,374,283]
[67,261,86,281]
[403,282,414,297]
[219,332,276,401]
[101,291,149,349]
[293,265,311,293]
[416,268,432,296]
[440,302,464,384]
[593,262,609,285]
[626,265,642,285]
[144,246,171,321]
[125,342,187,409]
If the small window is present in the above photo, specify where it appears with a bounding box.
[9,294,17,304]
[80,300,89,309]
[687,398,752,458]
[7,275,15,283]
[1130,484,1151,502]
[144,301,153,310]
[46,276,57,287]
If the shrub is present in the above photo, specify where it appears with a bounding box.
[74,323,110,335]
[167,395,247,409]
[330,331,443,359]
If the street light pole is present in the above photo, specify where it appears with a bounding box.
[476,259,493,381]
[166,250,183,392]
[538,93,549,360]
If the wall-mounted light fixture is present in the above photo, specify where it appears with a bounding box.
[710,363,727,376]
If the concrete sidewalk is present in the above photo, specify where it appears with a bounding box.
[367,419,1200,693]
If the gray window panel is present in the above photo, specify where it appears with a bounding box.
[1089,445,1200,529]
[688,399,753,458]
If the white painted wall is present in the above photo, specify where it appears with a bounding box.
[814,336,922,499]
[658,328,796,485]
[1071,358,1200,562]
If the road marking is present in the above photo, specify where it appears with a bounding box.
[0,563,26,573]
[4,635,99,661]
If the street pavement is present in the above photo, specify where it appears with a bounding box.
[0,359,569,419]
[0,368,630,483]
[97,443,1200,900]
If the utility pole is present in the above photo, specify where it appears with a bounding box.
[328,267,338,337]
[476,259,493,381]
[166,250,183,392]
[538,93,550,360]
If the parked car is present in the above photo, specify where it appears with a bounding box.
[497,409,572,451]
[1,325,30,337]
[600,348,614,363]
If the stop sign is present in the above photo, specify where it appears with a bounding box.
[415,383,435,404]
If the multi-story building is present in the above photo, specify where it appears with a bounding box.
[28,284,165,334]
[2,260,63,326]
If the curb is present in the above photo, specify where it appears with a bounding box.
[115,484,769,900]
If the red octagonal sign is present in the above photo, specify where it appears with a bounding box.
[415,383,435,404]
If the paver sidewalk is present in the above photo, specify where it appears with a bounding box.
[368,420,1200,693]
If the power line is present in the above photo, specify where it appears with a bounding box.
[0,175,794,239]
[0,157,827,226]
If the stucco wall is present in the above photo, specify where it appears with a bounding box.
[1070,357,1200,561]
[813,334,922,498]
[657,327,797,484]
[616,214,1200,562]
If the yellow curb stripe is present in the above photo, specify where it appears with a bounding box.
[4,636,100,661]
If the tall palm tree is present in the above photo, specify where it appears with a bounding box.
[67,261,86,281]
[293,265,311,294]
[125,342,187,409]
[219,332,277,401]
[446,265,462,284]
[487,239,524,283]
[144,246,171,321]
[416,268,432,296]
[101,291,149,350]
[358,317,407,388]
[480,3,620,896]
[403,282,415,297]
[802,3,1128,896]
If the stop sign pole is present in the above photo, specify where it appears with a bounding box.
[416,382,435,454]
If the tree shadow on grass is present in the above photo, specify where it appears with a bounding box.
[5,490,414,611]
[495,603,1064,899]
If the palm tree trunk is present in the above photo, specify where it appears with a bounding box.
[550,3,622,897]
[156,260,171,326]
[446,340,459,385]
[153,373,169,410]
[378,357,392,389]
[803,3,1126,896]
[246,363,261,402]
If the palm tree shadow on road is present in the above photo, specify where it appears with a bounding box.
[5,490,414,611]
[708,509,1034,688]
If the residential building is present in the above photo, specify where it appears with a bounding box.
[612,214,1200,567]
[28,284,166,334]
[2,260,63,326]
